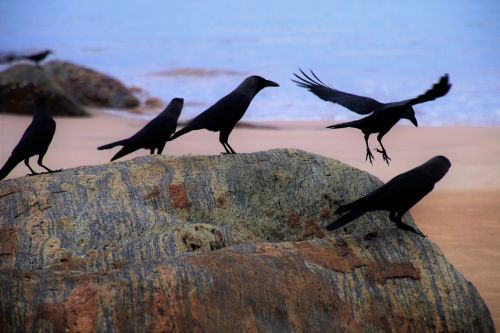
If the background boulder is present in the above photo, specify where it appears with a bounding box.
[0,64,87,116]
[0,149,494,332]
[0,61,139,116]
[44,61,139,108]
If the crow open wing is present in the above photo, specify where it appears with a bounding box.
[292,69,383,115]
[407,74,451,106]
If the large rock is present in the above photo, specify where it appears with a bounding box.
[0,61,139,116]
[0,65,87,116]
[44,61,139,108]
[0,149,494,332]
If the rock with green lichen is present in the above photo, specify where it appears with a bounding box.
[0,149,494,332]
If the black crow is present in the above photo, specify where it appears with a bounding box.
[0,98,59,180]
[167,76,279,154]
[98,97,184,161]
[292,70,451,164]
[23,50,52,68]
[325,156,451,237]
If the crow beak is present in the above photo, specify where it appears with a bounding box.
[410,115,418,127]
[265,80,280,87]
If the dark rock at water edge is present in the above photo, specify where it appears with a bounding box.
[0,61,139,116]
[44,61,139,108]
[0,65,87,116]
[0,149,494,332]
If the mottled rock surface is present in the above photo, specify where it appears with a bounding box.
[0,149,494,332]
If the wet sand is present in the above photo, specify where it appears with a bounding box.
[1,110,499,326]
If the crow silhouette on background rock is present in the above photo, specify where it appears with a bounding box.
[292,70,451,164]
[0,50,52,68]
[98,98,184,161]
[0,97,60,181]
[325,155,451,237]
[168,76,279,154]
[21,50,52,68]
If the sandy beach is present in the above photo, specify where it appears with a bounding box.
[1,110,499,326]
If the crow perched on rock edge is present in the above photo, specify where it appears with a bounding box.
[167,76,279,154]
[98,98,184,161]
[0,97,60,181]
[292,70,451,165]
[0,50,52,68]
[325,155,451,237]
[21,50,53,68]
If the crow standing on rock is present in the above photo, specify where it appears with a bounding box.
[0,98,60,181]
[20,50,52,68]
[167,76,279,154]
[98,97,184,161]
[292,70,451,164]
[0,50,52,68]
[325,155,451,237]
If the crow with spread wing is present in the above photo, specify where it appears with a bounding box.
[293,70,451,164]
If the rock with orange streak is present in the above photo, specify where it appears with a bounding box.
[0,149,494,332]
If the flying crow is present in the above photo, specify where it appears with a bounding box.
[293,70,451,164]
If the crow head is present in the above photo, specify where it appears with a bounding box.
[238,76,279,98]
[32,96,53,119]
[162,97,184,118]
[33,97,47,109]
[403,106,418,127]
[422,155,451,183]
[252,75,279,91]
[171,97,184,105]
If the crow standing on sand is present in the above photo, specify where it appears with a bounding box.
[292,70,451,164]
[325,156,451,237]
[98,98,184,161]
[0,98,60,181]
[167,76,279,154]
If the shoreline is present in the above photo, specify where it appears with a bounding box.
[1,110,500,190]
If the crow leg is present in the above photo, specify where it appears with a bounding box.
[225,142,237,154]
[157,143,166,155]
[393,212,426,238]
[37,155,61,173]
[24,158,38,176]
[219,142,232,154]
[220,142,236,154]
[375,134,391,165]
[364,133,374,164]
[219,131,236,154]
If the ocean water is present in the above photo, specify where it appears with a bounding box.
[1,0,499,125]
